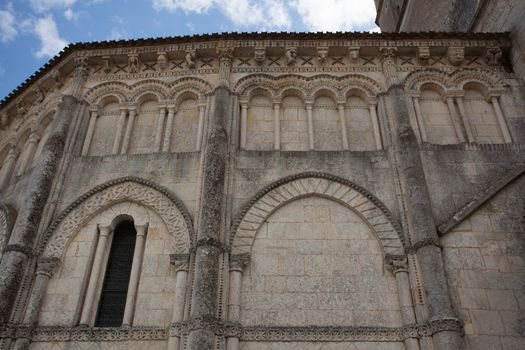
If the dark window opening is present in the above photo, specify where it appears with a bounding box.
[94,221,136,327]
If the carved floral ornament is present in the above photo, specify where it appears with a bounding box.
[230,173,405,258]
[38,178,193,259]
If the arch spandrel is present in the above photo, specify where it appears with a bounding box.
[39,177,193,259]
[231,173,405,258]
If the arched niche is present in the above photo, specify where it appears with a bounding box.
[463,82,504,144]
[30,111,55,168]
[345,89,376,151]
[246,88,274,151]
[128,94,159,155]
[419,83,458,145]
[280,89,308,151]
[312,90,341,151]
[231,174,405,329]
[170,92,200,153]
[88,96,121,156]
[13,129,31,176]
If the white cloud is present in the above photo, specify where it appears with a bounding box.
[108,29,129,40]
[291,0,377,31]
[152,0,291,29]
[64,8,80,21]
[0,9,17,43]
[30,0,77,12]
[34,16,68,58]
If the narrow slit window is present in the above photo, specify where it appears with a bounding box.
[94,221,136,327]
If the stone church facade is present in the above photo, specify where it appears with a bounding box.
[0,12,524,350]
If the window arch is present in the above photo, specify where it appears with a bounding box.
[88,97,121,156]
[419,84,458,145]
[246,91,274,150]
[463,83,504,144]
[313,92,341,150]
[170,96,199,152]
[128,95,159,154]
[345,91,376,151]
[95,220,137,327]
[281,90,308,151]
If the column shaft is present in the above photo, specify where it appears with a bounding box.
[273,102,281,150]
[338,104,349,150]
[122,224,148,327]
[240,103,248,149]
[369,104,383,150]
[163,109,175,152]
[491,96,512,143]
[120,109,136,154]
[154,108,167,152]
[81,111,98,156]
[306,104,314,150]
[112,110,127,154]
[167,264,189,350]
[446,98,466,143]
[455,97,475,143]
[196,104,206,151]
[0,150,19,191]
[17,134,39,176]
[79,226,111,325]
[412,97,427,143]
[394,268,420,350]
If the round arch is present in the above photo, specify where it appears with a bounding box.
[167,77,213,100]
[38,177,194,259]
[231,173,405,258]
[129,79,169,102]
[404,69,452,93]
[84,82,130,105]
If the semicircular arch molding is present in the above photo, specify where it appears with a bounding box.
[129,79,169,102]
[39,177,194,259]
[450,69,504,90]
[233,74,278,97]
[84,82,130,105]
[403,69,453,93]
[167,77,213,100]
[231,172,405,258]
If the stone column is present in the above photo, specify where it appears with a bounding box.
[490,96,512,143]
[81,108,99,156]
[122,224,148,327]
[13,257,60,350]
[306,101,315,150]
[70,55,89,99]
[455,97,475,143]
[0,95,79,324]
[120,108,136,154]
[446,97,466,143]
[273,100,281,150]
[226,254,250,350]
[163,107,176,152]
[387,257,420,350]
[17,133,40,176]
[154,107,167,152]
[412,96,427,143]
[239,101,248,149]
[79,225,112,326]
[167,254,190,350]
[112,109,127,154]
[337,103,349,150]
[196,101,207,151]
[369,102,383,150]
[186,51,232,349]
[0,148,19,191]
[382,85,464,350]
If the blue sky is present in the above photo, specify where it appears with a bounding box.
[0,0,378,100]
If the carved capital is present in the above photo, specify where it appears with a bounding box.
[380,47,397,60]
[230,253,250,272]
[217,47,234,61]
[36,257,60,277]
[447,46,465,66]
[74,54,89,75]
[385,255,408,274]
[169,253,190,272]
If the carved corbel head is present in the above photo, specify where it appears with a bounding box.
[102,55,113,74]
[157,51,168,70]
[51,69,63,89]
[0,113,9,128]
[485,46,502,65]
[285,47,297,65]
[185,49,197,69]
[33,84,45,104]
[380,47,397,60]
[418,46,430,64]
[128,53,140,73]
[447,47,465,66]
[317,46,329,63]
[349,47,360,61]
[254,47,266,64]
[16,99,26,117]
